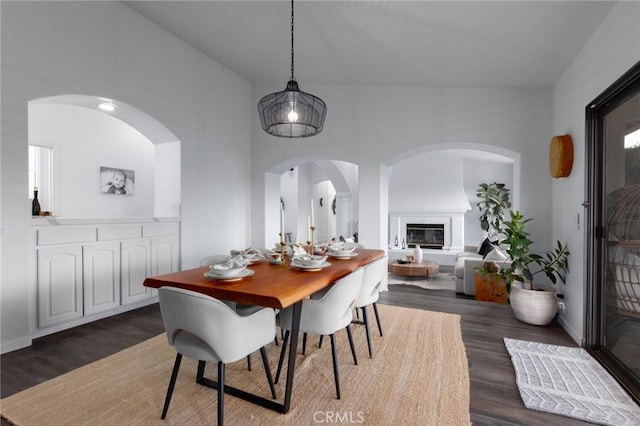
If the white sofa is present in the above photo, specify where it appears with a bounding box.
[454,244,510,296]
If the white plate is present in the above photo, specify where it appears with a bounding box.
[291,260,331,270]
[329,252,359,259]
[204,269,254,281]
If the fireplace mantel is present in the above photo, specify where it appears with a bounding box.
[389,210,467,253]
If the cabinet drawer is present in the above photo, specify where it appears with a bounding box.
[143,222,178,237]
[98,225,142,241]
[37,228,95,246]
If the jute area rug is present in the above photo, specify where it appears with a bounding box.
[1,304,470,425]
[504,338,640,426]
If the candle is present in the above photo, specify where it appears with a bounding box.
[280,204,284,240]
[307,216,311,241]
[310,198,315,227]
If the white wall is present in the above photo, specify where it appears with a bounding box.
[552,1,640,344]
[29,104,156,218]
[388,152,472,212]
[1,2,251,352]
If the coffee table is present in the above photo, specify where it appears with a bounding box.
[388,259,439,277]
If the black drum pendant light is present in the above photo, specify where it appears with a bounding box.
[257,0,327,138]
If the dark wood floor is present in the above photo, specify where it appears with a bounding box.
[1,284,591,425]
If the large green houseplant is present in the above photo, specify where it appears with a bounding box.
[499,210,570,325]
[476,182,512,240]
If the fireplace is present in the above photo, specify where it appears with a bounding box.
[389,211,466,253]
[406,223,445,249]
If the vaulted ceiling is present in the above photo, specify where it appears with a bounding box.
[124,1,615,88]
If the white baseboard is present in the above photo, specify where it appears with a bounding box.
[1,336,33,355]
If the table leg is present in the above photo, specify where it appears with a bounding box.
[282,300,302,413]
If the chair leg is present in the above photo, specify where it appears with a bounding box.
[196,360,206,382]
[161,353,182,419]
[302,332,307,355]
[318,334,324,349]
[329,334,341,399]
[362,305,373,358]
[373,302,383,337]
[217,361,225,426]
[246,354,252,371]
[345,325,358,365]
[260,346,277,399]
[275,329,290,384]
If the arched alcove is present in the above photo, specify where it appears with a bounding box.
[385,142,520,250]
[265,157,359,248]
[28,95,181,219]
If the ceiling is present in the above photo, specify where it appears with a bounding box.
[124,1,615,88]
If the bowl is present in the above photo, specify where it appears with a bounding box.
[211,257,248,276]
[210,264,247,276]
[296,255,328,267]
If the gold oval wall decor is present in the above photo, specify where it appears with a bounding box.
[549,134,573,178]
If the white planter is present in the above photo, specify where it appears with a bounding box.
[509,284,558,326]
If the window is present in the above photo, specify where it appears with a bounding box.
[28,145,53,213]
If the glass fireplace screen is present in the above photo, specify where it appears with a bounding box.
[406,223,444,249]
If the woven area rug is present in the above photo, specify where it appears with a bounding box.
[1,305,470,425]
[504,338,640,425]
[388,272,456,291]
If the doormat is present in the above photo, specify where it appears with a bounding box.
[504,338,640,425]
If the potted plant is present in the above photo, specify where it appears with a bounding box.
[499,210,570,325]
[476,182,512,241]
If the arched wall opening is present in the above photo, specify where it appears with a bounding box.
[264,157,359,250]
[384,142,520,253]
[28,95,181,219]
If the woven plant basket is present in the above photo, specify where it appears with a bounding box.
[509,283,558,326]
[607,184,640,319]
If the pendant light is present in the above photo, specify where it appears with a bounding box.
[257,0,327,138]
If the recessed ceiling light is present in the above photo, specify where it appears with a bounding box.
[98,102,118,112]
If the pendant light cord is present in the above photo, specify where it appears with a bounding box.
[290,0,295,81]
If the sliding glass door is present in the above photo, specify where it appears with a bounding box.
[586,61,640,402]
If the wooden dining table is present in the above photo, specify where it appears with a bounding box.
[143,248,385,414]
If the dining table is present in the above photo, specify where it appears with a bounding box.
[143,247,386,414]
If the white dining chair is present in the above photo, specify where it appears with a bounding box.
[354,256,388,357]
[158,286,277,425]
[274,267,364,399]
[200,254,264,371]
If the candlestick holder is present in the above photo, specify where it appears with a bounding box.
[278,233,287,264]
[309,226,316,255]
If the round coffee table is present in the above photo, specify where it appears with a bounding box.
[388,259,439,277]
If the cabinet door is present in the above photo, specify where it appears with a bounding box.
[151,236,179,276]
[121,239,152,304]
[83,242,121,315]
[37,246,83,327]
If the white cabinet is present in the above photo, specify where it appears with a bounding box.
[151,236,179,276]
[32,219,180,334]
[37,245,83,327]
[121,239,152,305]
[83,242,121,315]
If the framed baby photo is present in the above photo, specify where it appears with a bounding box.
[100,166,135,195]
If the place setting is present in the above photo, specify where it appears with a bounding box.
[230,247,266,265]
[289,254,330,272]
[204,256,254,282]
[327,244,358,259]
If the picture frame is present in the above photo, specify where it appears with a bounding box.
[100,166,135,195]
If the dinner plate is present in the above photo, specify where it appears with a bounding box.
[290,260,331,271]
[204,269,254,281]
[329,252,359,259]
